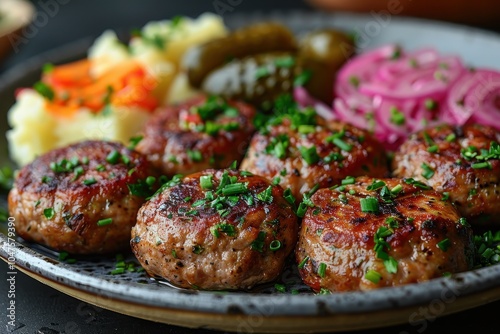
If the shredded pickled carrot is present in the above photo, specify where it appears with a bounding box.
[42,59,159,117]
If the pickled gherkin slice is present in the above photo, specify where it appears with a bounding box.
[184,23,297,88]
[202,52,299,110]
[297,29,355,103]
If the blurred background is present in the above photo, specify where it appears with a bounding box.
[2,0,500,72]
[0,0,309,71]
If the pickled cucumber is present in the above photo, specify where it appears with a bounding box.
[184,23,297,88]
[297,29,355,103]
[201,52,298,110]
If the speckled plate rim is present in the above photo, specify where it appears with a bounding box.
[2,10,500,333]
[2,236,500,333]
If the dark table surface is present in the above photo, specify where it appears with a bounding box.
[2,1,500,333]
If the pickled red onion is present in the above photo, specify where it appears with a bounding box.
[295,44,500,149]
[447,69,500,129]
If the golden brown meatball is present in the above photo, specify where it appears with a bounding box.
[8,140,156,254]
[135,95,256,176]
[240,111,388,200]
[392,124,500,226]
[296,177,473,292]
[131,169,298,290]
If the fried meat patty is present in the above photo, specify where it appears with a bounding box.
[8,140,155,254]
[241,115,388,199]
[135,95,256,176]
[131,169,298,290]
[296,176,473,292]
[393,124,500,226]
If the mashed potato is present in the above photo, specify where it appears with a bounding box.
[8,13,227,166]
[89,13,227,103]
[7,90,150,166]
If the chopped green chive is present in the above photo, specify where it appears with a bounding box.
[251,231,266,252]
[441,192,450,201]
[421,163,435,179]
[97,218,113,226]
[83,177,97,186]
[240,170,253,177]
[294,70,312,86]
[459,217,470,227]
[384,257,398,274]
[423,132,434,146]
[192,199,206,207]
[404,178,431,190]
[42,63,54,73]
[266,134,289,159]
[317,263,327,278]
[255,66,270,79]
[270,240,282,251]
[187,150,203,162]
[339,194,348,204]
[95,164,106,172]
[121,154,130,165]
[446,133,456,142]
[360,197,379,213]
[270,177,280,186]
[257,186,273,203]
[298,256,309,269]
[298,125,316,134]
[0,166,14,191]
[427,145,439,153]
[106,150,121,164]
[424,99,438,111]
[385,217,399,229]
[471,161,492,169]
[200,175,213,190]
[389,107,405,126]
[296,203,308,217]
[391,47,402,59]
[128,135,143,149]
[299,146,320,165]
[331,137,353,152]
[437,238,451,252]
[243,193,254,206]
[349,76,360,88]
[210,223,236,238]
[222,183,248,196]
[283,188,295,207]
[341,176,355,185]
[390,184,403,195]
[365,270,382,284]
[33,81,55,101]
[58,251,69,261]
[366,180,386,191]
[274,56,295,68]
[110,268,125,275]
[72,166,84,181]
[43,208,55,219]
[145,176,156,186]
[274,283,286,293]
[192,245,204,254]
